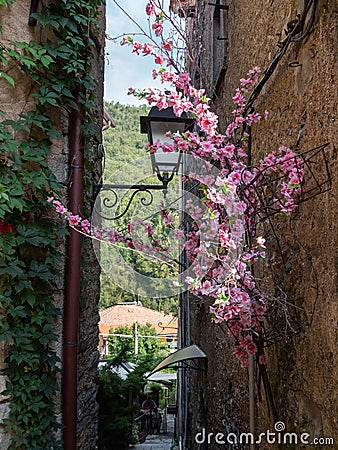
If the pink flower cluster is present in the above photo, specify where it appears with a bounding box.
[48,5,308,367]
[259,146,304,214]
[121,37,168,67]
[129,74,218,136]
[159,205,175,228]
[47,198,172,256]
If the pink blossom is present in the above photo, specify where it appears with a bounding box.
[152,21,163,37]
[234,116,245,126]
[174,79,184,90]
[198,111,218,136]
[163,216,173,227]
[232,88,245,106]
[167,90,181,106]
[181,99,193,112]
[161,71,176,83]
[157,97,168,110]
[146,1,155,15]
[201,280,213,295]
[240,77,251,86]
[173,102,183,117]
[162,40,173,51]
[154,53,165,65]
[132,41,142,54]
[256,236,266,248]
[54,202,67,214]
[254,301,266,316]
[178,72,190,84]
[185,239,196,251]
[259,355,267,365]
[246,111,261,126]
[248,66,261,75]
[176,139,189,152]
[48,59,304,369]
[225,122,237,137]
[194,102,208,115]
[227,170,242,185]
[142,43,154,55]
[150,140,161,153]
[68,214,81,226]
[81,219,90,234]
[242,336,257,355]
[161,142,175,152]
[146,225,153,236]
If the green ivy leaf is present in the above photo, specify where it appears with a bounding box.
[0,72,15,87]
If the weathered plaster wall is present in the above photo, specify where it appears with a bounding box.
[187,296,249,449]
[0,1,104,448]
[186,0,337,448]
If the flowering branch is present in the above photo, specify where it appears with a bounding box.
[49,2,307,367]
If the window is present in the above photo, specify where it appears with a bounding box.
[211,0,228,96]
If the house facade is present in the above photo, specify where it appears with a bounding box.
[99,302,178,357]
[172,1,337,448]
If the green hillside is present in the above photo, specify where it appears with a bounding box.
[102,102,150,179]
[99,102,178,315]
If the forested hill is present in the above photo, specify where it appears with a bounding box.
[100,102,178,315]
[102,101,150,179]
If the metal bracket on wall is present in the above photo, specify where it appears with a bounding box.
[208,2,229,10]
[92,173,173,220]
[176,359,208,372]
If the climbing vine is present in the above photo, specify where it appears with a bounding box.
[0,0,102,448]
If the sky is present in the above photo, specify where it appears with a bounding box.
[104,0,165,106]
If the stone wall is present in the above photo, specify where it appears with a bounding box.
[184,0,337,448]
[76,4,105,448]
[0,1,104,448]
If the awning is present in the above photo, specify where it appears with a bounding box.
[146,371,177,387]
[147,344,207,377]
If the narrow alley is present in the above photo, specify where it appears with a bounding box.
[132,414,176,450]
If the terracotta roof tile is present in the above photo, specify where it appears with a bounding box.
[99,303,178,335]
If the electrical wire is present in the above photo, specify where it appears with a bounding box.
[244,0,318,116]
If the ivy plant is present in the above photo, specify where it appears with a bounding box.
[0,0,102,448]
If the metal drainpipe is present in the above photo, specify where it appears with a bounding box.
[249,354,255,450]
[63,88,85,450]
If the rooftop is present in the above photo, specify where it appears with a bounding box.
[99,302,178,335]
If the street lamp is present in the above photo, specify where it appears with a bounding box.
[93,105,195,220]
[140,105,195,183]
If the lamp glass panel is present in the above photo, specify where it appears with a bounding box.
[151,121,186,173]
[150,121,187,144]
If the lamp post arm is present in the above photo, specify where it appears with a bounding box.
[93,171,174,203]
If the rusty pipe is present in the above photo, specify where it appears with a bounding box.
[63,89,85,450]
